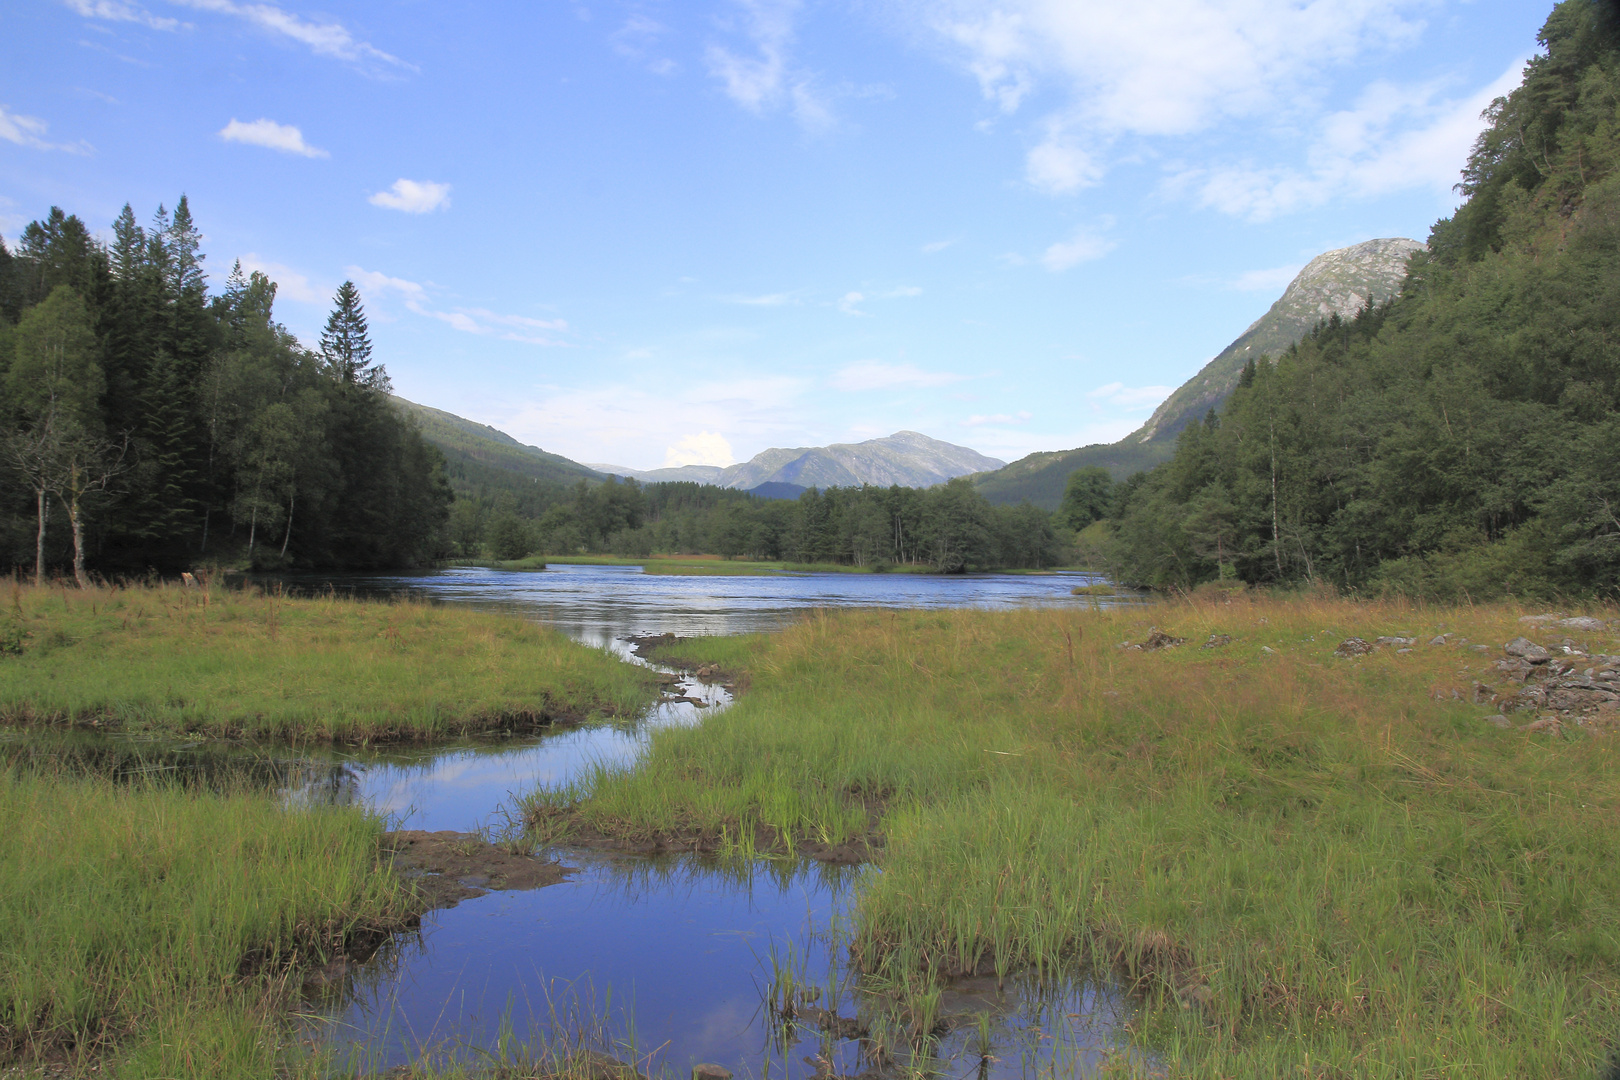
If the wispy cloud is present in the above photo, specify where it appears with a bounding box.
[921,237,959,254]
[612,13,679,75]
[0,105,92,154]
[838,285,922,315]
[1169,58,1528,221]
[1229,263,1302,292]
[219,117,327,157]
[349,266,568,345]
[61,0,181,30]
[1087,381,1172,410]
[962,411,1031,426]
[1041,227,1114,271]
[720,290,800,306]
[368,179,451,214]
[832,362,964,391]
[171,0,414,72]
[238,253,326,304]
[705,0,832,130]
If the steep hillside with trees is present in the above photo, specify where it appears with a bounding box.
[974,239,1421,509]
[0,199,450,576]
[1099,0,1620,597]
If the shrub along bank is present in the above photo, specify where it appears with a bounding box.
[532,596,1620,1077]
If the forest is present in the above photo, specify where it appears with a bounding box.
[0,198,451,579]
[1086,0,1620,599]
[453,476,1067,572]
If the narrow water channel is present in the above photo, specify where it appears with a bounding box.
[17,565,1150,1076]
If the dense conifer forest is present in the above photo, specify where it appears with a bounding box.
[1091,0,1620,599]
[0,198,451,578]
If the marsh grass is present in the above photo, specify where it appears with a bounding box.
[532,596,1620,1077]
[0,580,658,742]
[0,765,410,1078]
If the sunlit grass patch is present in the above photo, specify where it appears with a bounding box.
[0,581,659,742]
[536,596,1620,1076]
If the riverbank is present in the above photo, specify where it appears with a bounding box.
[0,766,413,1078]
[0,582,659,742]
[526,597,1620,1076]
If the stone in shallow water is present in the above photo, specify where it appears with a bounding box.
[693,1064,733,1080]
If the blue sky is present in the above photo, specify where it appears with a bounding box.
[2,0,1547,470]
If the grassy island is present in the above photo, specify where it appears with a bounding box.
[529,596,1620,1078]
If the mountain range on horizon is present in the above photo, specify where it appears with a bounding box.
[401,235,1422,508]
[588,431,1005,491]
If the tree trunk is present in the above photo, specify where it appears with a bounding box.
[68,493,89,589]
[34,489,48,586]
[248,504,258,562]
[281,494,295,558]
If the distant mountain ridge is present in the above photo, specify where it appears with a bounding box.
[592,431,1004,491]
[394,398,603,487]
[973,237,1423,509]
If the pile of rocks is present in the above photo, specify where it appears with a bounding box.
[1478,630,1620,729]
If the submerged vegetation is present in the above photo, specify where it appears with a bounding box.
[0,580,657,741]
[530,596,1620,1077]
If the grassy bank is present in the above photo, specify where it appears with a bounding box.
[0,766,410,1078]
[0,581,658,741]
[528,597,1620,1077]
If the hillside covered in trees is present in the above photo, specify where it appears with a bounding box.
[0,198,450,579]
[1091,0,1620,599]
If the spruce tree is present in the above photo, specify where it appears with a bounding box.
[320,281,389,390]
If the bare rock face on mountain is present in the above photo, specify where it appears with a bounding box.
[972,237,1423,509]
[1132,238,1424,444]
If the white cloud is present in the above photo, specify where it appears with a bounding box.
[921,237,958,254]
[219,117,327,158]
[499,375,809,469]
[1174,56,1528,221]
[832,362,965,391]
[238,253,325,304]
[1229,263,1303,292]
[912,0,1432,198]
[1087,381,1173,410]
[1025,126,1101,194]
[368,179,451,214]
[0,105,92,154]
[839,291,867,316]
[171,0,413,71]
[1041,227,1115,271]
[348,266,568,345]
[664,431,735,468]
[61,0,181,30]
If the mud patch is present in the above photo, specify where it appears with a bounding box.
[385,830,575,911]
[626,634,749,693]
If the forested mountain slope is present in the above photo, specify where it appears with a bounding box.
[1103,0,1620,597]
[974,239,1420,509]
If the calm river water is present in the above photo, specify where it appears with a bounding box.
[28,564,1152,1076]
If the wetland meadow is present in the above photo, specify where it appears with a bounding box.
[2,566,1619,1079]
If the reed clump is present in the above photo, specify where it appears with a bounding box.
[0,580,658,742]
[538,596,1620,1076]
[0,766,411,1078]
